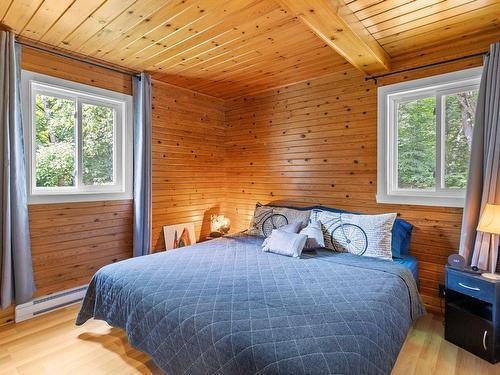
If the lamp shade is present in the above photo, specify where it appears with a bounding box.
[477,204,500,235]
[210,214,231,234]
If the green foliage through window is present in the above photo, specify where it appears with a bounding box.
[34,93,115,188]
[397,97,436,189]
[396,90,477,191]
[82,104,114,185]
[35,94,76,187]
[444,91,478,188]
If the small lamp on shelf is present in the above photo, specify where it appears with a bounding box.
[210,214,231,238]
[477,204,500,280]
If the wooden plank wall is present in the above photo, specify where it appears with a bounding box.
[223,57,484,315]
[29,201,133,297]
[0,306,14,326]
[21,47,132,94]
[0,47,134,326]
[151,80,226,251]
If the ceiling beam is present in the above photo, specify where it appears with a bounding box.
[276,0,391,75]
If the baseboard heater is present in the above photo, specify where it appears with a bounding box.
[15,285,88,323]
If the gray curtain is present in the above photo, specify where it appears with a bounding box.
[133,73,152,257]
[460,42,500,272]
[0,31,35,308]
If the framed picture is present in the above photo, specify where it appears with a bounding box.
[163,223,196,250]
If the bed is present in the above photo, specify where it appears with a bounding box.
[77,234,424,375]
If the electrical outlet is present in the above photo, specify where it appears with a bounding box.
[438,284,446,298]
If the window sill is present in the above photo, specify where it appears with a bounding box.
[376,193,465,208]
[28,191,133,204]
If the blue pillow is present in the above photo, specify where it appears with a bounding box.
[391,218,413,257]
[260,203,413,258]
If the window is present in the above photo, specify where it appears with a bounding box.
[377,67,481,207]
[22,71,132,203]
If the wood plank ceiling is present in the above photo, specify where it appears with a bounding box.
[1,0,499,99]
[345,0,500,57]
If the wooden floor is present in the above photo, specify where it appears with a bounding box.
[0,305,499,375]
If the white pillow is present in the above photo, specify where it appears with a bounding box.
[300,220,325,249]
[262,229,308,258]
[278,221,302,234]
[311,210,396,260]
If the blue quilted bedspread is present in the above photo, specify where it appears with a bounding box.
[76,234,424,375]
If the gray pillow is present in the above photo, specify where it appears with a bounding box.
[300,220,325,249]
[311,209,396,260]
[262,229,307,258]
[248,204,311,237]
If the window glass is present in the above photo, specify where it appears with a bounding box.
[397,96,436,190]
[377,67,482,207]
[82,103,115,186]
[443,90,478,189]
[34,93,76,188]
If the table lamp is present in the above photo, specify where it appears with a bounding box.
[210,214,231,237]
[477,204,500,280]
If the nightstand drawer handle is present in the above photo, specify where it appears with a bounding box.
[483,330,488,351]
[458,282,480,291]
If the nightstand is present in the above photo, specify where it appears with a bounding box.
[445,265,500,363]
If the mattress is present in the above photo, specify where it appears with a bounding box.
[393,255,420,288]
[77,234,425,375]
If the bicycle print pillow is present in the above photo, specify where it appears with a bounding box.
[311,209,396,260]
[248,203,311,237]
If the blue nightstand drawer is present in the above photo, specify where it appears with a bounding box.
[446,271,495,303]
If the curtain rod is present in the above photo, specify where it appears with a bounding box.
[365,51,487,83]
[15,39,141,78]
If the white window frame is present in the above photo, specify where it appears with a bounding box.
[22,70,133,204]
[377,67,482,207]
